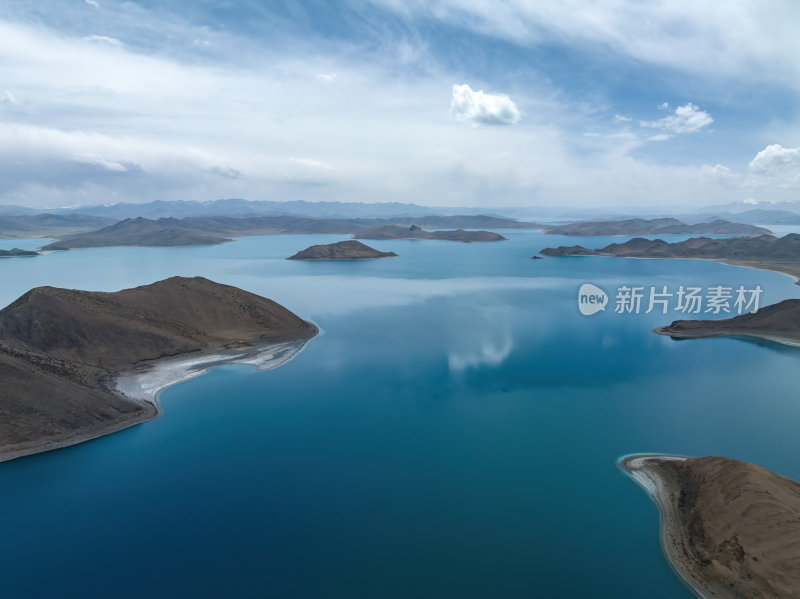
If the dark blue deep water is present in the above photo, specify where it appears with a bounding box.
[1,231,799,598]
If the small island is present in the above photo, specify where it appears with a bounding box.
[287,240,398,260]
[621,454,800,599]
[356,224,506,242]
[654,298,800,346]
[0,248,39,257]
[0,276,317,462]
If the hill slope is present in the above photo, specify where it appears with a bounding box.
[0,277,316,461]
[288,240,397,260]
[622,455,800,598]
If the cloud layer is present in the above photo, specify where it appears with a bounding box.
[0,2,798,210]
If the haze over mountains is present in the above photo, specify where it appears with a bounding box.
[40,215,526,250]
[2,198,800,224]
[0,214,115,239]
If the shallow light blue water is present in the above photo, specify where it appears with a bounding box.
[1,231,798,598]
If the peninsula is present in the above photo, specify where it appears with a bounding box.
[288,240,397,260]
[543,217,771,236]
[654,298,800,346]
[541,233,800,282]
[0,276,317,462]
[356,224,506,242]
[621,454,800,599]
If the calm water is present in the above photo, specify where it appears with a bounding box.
[1,231,799,598]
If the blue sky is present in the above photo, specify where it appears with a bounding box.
[1,1,799,209]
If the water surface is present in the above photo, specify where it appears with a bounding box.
[1,231,798,598]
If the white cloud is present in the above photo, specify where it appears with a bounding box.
[702,163,738,180]
[372,1,800,92]
[0,90,17,104]
[451,83,521,126]
[749,144,800,176]
[82,34,123,47]
[316,73,337,83]
[84,0,99,7]
[614,114,632,122]
[0,8,794,211]
[640,102,713,135]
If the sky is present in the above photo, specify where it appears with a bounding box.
[0,0,799,210]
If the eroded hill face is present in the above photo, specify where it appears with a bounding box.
[663,457,800,597]
[0,277,314,369]
[0,277,316,460]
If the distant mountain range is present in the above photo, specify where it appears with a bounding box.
[693,209,800,225]
[355,224,506,242]
[3,197,799,223]
[542,218,771,236]
[42,215,529,250]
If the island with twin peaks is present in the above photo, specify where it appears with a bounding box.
[288,240,397,260]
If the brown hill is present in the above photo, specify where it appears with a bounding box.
[41,217,230,249]
[541,234,800,282]
[0,277,316,461]
[654,298,800,345]
[288,240,397,260]
[622,455,800,598]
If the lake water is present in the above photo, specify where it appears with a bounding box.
[1,230,799,598]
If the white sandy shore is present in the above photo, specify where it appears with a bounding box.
[116,338,311,409]
[620,454,723,599]
[0,335,316,464]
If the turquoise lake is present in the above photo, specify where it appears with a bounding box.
[1,230,799,598]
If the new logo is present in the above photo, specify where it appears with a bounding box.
[578,283,608,316]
